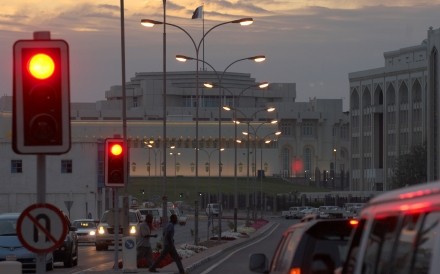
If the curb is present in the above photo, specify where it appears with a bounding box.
[162,220,277,273]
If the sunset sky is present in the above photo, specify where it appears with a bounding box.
[1,1,440,110]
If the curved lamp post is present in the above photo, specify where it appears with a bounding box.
[176,54,266,240]
[141,17,253,179]
[227,107,276,222]
[141,16,253,246]
[204,81,269,231]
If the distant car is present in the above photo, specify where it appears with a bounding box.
[53,213,78,267]
[72,219,97,243]
[95,209,142,251]
[0,212,54,272]
[249,218,357,274]
[138,208,161,228]
[206,203,221,217]
[170,208,188,226]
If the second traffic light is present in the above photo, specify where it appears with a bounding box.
[105,138,126,187]
[13,35,70,154]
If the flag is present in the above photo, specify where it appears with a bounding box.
[191,6,203,19]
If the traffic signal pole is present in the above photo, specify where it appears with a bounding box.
[12,31,72,274]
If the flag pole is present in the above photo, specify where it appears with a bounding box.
[202,3,205,71]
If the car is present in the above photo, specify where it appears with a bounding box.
[0,212,54,272]
[138,208,161,229]
[249,218,357,274]
[341,181,440,274]
[53,213,78,267]
[72,219,97,244]
[206,203,221,217]
[170,208,188,226]
[95,209,142,251]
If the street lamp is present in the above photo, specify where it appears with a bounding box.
[333,148,337,189]
[141,17,254,245]
[228,107,277,221]
[257,131,281,217]
[141,17,254,179]
[177,55,266,238]
[170,151,181,199]
[205,81,269,231]
[197,148,225,177]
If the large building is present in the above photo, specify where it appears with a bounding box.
[0,71,348,218]
[349,27,440,191]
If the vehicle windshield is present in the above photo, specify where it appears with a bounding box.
[100,211,139,223]
[73,221,96,229]
[0,219,17,236]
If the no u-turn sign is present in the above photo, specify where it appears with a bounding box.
[17,203,68,254]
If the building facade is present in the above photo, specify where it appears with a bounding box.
[348,27,440,191]
[0,71,348,218]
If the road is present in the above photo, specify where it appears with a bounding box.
[50,214,254,273]
[189,218,295,274]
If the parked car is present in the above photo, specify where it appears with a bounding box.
[206,203,221,217]
[0,212,54,272]
[72,219,97,244]
[281,207,303,219]
[341,181,440,274]
[249,218,357,274]
[95,209,142,251]
[53,213,78,267]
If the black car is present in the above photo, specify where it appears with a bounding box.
[249,219,357,274]
[53,214,78,267]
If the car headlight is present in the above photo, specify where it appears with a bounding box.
[129,225,136,235]
[98,226,105,235]
[89,230,96,236]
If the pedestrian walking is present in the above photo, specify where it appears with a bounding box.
[137,214,157,267]
[149,214,186,274]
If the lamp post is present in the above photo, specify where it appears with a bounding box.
[198,148,225,177]
[206,81,269,231]
[228,107,276,222]
[141,17,253,179]
[258,131,281,218]
[141,17,254,245]
[177,55,266,239]
[242,118,278,220]
[333,148,337,189]
[170,151,181,199]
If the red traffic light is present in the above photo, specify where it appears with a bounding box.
[28,53,55,79]
[105,138,126,187]
[13,38,70,154]
[110,143,123,156]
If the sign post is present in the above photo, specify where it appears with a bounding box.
[17,203,68,273]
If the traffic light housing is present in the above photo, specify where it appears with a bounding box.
[105,138,126,187]
[13,38,70,154]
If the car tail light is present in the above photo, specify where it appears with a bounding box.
[290,268,301,274]
[349,219,359,226]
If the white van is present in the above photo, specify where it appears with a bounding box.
[339,181,440,274]
[206,203,221,217]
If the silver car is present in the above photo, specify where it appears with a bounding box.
[72,219,97,244]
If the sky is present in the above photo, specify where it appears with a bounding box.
[1,1,440,111]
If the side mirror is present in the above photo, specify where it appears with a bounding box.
[311,253,335,274]
[249,253,268,273]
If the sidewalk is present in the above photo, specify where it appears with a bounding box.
[77,218,276,274]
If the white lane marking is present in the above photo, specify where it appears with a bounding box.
[199,223,280,274]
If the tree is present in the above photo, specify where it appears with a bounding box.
[391,143,427,189]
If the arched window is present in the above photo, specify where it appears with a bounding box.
[304,147,312,173]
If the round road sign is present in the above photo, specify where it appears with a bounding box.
[17,203,68,253]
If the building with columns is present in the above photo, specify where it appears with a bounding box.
[348,27,440,191]
[0,71,348,218]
